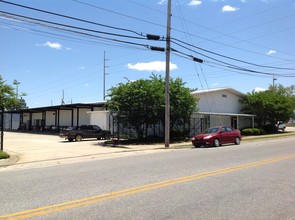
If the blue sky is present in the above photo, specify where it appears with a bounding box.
[1,0,295,108]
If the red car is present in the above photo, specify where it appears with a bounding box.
[192,126,241,147]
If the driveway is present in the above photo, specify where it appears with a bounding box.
[0,132,186,170]
[1,127,295,170]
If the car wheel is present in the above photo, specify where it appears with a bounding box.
[104,134,111,140]
[235,137,240,145]
[213,139,220,147]
[68,138,74,142]
[75,135,82,142]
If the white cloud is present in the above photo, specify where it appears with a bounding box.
[241,0,247,3]
[78,66,85,70]
[36,41,62,50]
[254,87,267,92]
[266,50,277,55]
[127,61,177,72]
[84,83,89,87]
[222,5,240,12]
[188,0,202,6]
[158,0,167,5]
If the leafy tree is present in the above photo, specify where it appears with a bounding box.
[0,75,19,110]
[10,97,28,110]
[241,84,295,131]
[1,75,22,151]
[107,75,198,140]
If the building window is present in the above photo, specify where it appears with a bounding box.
[222,94,227,98]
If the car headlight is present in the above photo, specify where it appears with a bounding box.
[203,135,212,140]
[191,137,195,141]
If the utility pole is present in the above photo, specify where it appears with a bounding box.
[1,106,4,151]
[103,51,109,101]
[165,0,172,148]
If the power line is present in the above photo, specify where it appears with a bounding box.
[171,38,295,71]
[0,12,156,50]
[0,11,149,41]
[171,48,295,77]
[0,0,144,37]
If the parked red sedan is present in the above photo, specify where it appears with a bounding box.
[192,126,241,147]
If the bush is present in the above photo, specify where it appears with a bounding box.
[0,151,10,160]
[241,128,253,136]
[241,128,262,136]
[252,128,260,135]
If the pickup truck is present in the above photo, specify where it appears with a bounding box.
[59,125,111,142]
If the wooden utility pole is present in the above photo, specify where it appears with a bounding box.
[1,106,4,151]
[165,0,172,148]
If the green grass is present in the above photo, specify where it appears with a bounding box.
[0,151,10,160]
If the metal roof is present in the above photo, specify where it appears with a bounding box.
[191,87,246,97]
[197,112,256,117]
[18,101,107,113]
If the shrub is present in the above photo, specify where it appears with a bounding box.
[0,151,10,160]
[241,128,253,136]
[252,128,260,135]
[241,128,262,136]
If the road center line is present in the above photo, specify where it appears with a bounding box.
[1,154,295,220]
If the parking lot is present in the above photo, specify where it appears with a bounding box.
[1,127,294,170]
[0,131,184,169]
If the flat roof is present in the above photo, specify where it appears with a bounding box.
[19,101,107,113]
[196,112,256,117]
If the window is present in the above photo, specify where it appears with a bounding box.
[222,94,227,98]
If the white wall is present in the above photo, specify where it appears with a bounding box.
[209,115,231,127]
[46,111,56,126]
[88,111,110,130]
[59,110,72,126]
[3,113,20,130]
[194,90,242,114]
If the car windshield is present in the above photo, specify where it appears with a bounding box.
[202,127,219,134]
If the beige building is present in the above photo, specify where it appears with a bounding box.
[190,87,255,135]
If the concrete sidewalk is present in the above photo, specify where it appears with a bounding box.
[0,132,191,170]
[1,128,295,170]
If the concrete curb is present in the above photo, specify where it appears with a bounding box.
[0,131,293,168]
[0,151,19,167]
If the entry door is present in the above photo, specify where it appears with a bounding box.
[231,117,237,129]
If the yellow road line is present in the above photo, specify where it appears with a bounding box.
[1,154,295,220]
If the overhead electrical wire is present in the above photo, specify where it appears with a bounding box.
[0,0,145,37]
[2,0,293,63]
[0,11,149,41]
[0,12,156,50]
[171,47,295,77]
[171,38,295,71]
[1,0,294,79]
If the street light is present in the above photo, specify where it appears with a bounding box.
[272,76,277,87]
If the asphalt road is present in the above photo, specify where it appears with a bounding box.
[0,137,295,220]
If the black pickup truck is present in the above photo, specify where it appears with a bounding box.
[59,125,111,142]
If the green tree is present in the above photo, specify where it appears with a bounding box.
[107,75,198,140]
[0,75,19,110]
[241,84,295,131]
[0,75,21,151]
